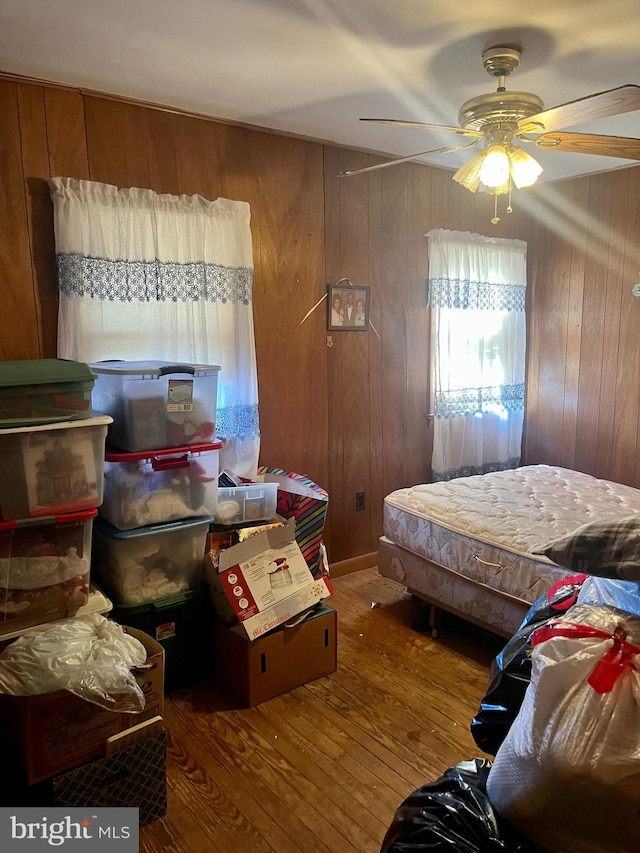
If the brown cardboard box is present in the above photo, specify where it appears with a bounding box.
[0,626,164,784]
[213,604,337,706]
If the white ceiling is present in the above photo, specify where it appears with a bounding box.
[2,0,640,184]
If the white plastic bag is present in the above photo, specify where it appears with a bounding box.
[0,613,148,712]
[486,603,640,853]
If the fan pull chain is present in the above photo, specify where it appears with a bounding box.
[491,194,500,224]
[507,179,513,214]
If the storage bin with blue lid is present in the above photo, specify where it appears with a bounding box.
[89,361,220,452]
[92,515,213,606]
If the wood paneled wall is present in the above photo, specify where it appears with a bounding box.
[322,149,529,558]
[2,75,639,563]
[523,167,640,487]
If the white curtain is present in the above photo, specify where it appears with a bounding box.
[427,229,527,481]
[49,177,259,477]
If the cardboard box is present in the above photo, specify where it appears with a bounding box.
[203,521,333,640]
[257,467,329,578]
[214,604,337,706]
[0,626,164,784]
[53,723,167,826]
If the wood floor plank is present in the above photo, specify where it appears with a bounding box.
[139,567,504,852]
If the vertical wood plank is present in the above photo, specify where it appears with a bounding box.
[175,114,224,201]
[146,109,181,195]
[380,164,409,503]
[45,88,89,180]
[367,165,384,551]
[84,96,150,186]
[323,145,343,559]
[574,173,612,476]
[17,83,58,358]
[611,166,640,485]
[533,183,575,465]
[594,170,628,479]
[406,164,431,488]
[331,148,374,559]
[561,177,589,469]
[0,80,41,360]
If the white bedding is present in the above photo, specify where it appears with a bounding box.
[382,464,640,616]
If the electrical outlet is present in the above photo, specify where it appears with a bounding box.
[356,491,365,511]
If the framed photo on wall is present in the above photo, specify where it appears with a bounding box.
[327,284,371,331]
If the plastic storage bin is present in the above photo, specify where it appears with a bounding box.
[90,361,221,452]
[0,508,96,630]
[92,515,212,606]
[0,413,112,521]
[101,441,221,530]
[213,483,278,525]
[108,587,205,692]
[0,359,96,428]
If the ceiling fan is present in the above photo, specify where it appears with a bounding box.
[340,45,640,221]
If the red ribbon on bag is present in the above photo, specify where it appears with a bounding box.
[531,621,640,694]
[546,573,588,611]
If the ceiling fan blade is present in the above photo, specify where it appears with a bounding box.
[518,84,640,133]
[338,140,480,177]
[360,118,482,138]
[533,131,640,160]
[338,139,478,178]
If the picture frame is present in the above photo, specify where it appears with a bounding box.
[326,284,371,331]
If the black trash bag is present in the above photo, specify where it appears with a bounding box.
[470,574,587,755]
[380,758,531,852]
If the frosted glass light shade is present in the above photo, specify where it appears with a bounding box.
[508,147,543,188]
[452,152,485,192]
[479,145,511,188]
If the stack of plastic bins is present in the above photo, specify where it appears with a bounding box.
[0,359,111,637]
[89,361,222,691]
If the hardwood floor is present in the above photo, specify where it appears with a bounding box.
[139,567,504,853]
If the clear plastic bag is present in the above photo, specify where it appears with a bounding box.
[577,575,640,616]
[0,613,148,712]
[486,603,640,853]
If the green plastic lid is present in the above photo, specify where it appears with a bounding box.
[0,358,95,387]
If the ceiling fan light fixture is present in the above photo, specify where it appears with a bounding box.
[452,151,486,192]
[479,144,511,188]
[508,146,543,188]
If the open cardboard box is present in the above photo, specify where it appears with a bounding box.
[213,604,337,706]
[203,519,333,640]
[0,626,164,784]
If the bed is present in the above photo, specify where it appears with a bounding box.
[378,464,640,638]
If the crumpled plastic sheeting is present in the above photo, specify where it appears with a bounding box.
[487,603,640,853]
[0,613,148,712]
[577,575,640,617]
[380,758,531,852]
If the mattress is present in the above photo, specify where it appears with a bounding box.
[383,464,640,607]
